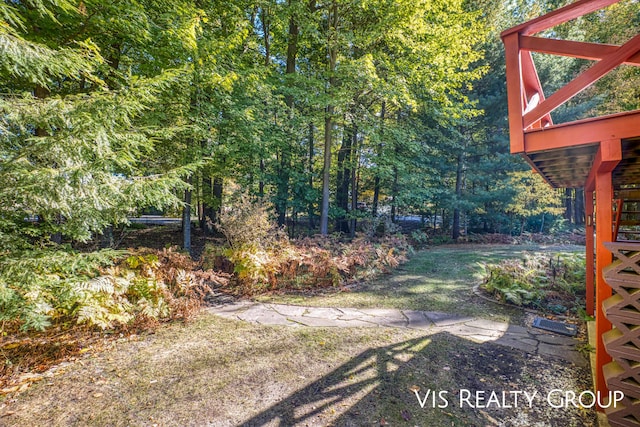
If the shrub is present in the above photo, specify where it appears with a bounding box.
[0,247,225,333]
[216,194,281,249]
[410,230,429,247]
[205,201,410,294]
[208,234,410,295]
[0,248,124,332]
[481,252,586,314]
[212,194,286,292]
[362,215,402,238]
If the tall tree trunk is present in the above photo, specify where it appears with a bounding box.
[574,188,585,225]
[335,122,352,233]
[320,109,333,236]
[350,130,359,237]
[275,5,300,227]
[260,6,271,67]
[304,2,318,231]
[452,152,463,240]
[372,101,385,217]
[372,176,380,217]
[276,142,290,227]
[285,2,299,93]
[256,6,266,198]
[201,174,221,233]
[183,175,192,255]
[391,166,399,222]
[564,188,573,223]
[212,177,223,225]
[320,1,338,236]
[196,175,203,227]
[260,7,288,226]
[442,208,448,233]
[259,158,265,197]
[200,174,211,232]
[390,112,401,223]
[308,122,315,229]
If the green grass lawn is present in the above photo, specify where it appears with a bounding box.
[1,313,595,427]
[255,244,585,324]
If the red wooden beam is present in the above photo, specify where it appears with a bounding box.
[520,36,640,66]
[521,51,553,129]
[501,0,619,37]
[583,140,621,405]
[525,110,640,153]
[523,33,640,129]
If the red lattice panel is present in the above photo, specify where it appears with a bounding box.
[603,242,640,426]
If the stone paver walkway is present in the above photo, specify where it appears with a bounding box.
[208,301,586,367]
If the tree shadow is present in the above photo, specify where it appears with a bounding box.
[237,331,595,427]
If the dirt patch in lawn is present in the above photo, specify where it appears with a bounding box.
[1,312,595,426]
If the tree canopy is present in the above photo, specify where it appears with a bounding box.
[1,0,638,252]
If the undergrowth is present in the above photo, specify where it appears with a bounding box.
[0,247,229,392]
[205,195,412,295]
[0,247,228,334]
[481,252,586,315]
[204,233,411,295]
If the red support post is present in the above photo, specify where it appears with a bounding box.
[503,32,525,154]
[595,170,613,400]
[586,190,595,316]
[592,139,621,404]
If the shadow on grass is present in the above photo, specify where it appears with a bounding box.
[238,332,595,427]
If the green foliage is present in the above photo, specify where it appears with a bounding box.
[209,233,411,295]
[0,1,101,87]
[1,75,190,244]
[1,0,632,340]
[0,0,193,249]
[481,252,586,314]
[0,248,215,332]
[2,0,604,252]
[75,257,171,330]
[576,343,595,358]
[410,229,430,247]
[577,306,595,322]
[0,248,124,331]
[503,171,564,235]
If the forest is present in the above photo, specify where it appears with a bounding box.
[1,0,639,332]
